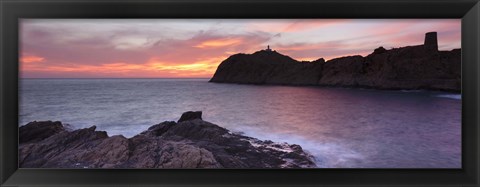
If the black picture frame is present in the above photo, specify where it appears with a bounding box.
[1,0,479,186]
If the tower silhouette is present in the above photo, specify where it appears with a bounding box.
[424,32,438,52]
[266,45,272,51]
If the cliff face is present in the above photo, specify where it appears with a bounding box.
[319,46,461,91]
[209,32,461,92]
[210,50,324,85]
[19,111,316,169]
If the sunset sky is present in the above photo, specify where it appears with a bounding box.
[20,19,461,78]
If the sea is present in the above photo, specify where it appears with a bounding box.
[19,78,461,168]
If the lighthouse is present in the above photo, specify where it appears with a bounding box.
[266,45,272,51]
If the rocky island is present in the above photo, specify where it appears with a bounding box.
[19,111,316,168]
[210,32,461,92]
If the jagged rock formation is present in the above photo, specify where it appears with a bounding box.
[177,111,202,122]
[19,112,316,168]
[210,32,461,92]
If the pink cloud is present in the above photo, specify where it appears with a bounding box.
[21,28,270,78]
[21,55,45,63]
[20,19,461,78]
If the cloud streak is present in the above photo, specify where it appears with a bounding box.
[20,19,461,78]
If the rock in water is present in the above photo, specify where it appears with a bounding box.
[19,112,317,168]
[178,111,203,122]
[209,50,323,85]
[209,32,461,92]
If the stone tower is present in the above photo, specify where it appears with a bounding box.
[424,32,438,52]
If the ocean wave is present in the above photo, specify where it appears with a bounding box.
[435,94,461,100]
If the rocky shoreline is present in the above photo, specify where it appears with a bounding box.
[19,111,317,168]
[210,32,461,92]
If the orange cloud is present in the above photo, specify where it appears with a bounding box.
[20,19,460,78]
[22,56,227,78]
[194,38,242,48]
[21,55,45,63]
[146,56,225,73]
[296,57,318,62]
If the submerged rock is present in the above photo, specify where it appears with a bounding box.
[19,111,317,168]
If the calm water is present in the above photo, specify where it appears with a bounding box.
[19,78,461,168]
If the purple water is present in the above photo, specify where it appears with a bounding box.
[19,78,461,168]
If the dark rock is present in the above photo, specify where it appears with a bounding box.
[19,124,111,168]
[19,112,317,169]
[319,55,365,86]
[373,46,387,54]
[19,121,65,143]
[178,111,202,122]
[210,50,323,85]
[319,45,461,92]
[143,121,177,136]
[209,32,460,92]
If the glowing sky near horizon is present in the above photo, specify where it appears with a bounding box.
[20,19,461,78]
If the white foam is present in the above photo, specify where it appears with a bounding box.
[243,138,295,153]
[435,94,461,100]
